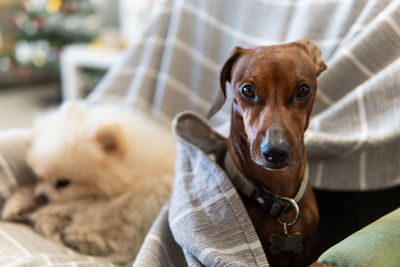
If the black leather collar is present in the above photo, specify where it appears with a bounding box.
[224,151,308,218]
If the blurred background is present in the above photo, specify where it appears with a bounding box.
[0,0,160,129]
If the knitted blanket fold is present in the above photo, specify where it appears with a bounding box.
[134,111,269,267]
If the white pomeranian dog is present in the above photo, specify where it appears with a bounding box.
[2,102,175,264]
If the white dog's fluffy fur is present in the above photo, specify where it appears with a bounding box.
[1,102,175,265]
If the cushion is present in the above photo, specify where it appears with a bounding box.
[318,208,400,267]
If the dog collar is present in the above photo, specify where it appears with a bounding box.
[224,151,309,219]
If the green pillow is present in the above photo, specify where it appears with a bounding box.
[318,207,400,267]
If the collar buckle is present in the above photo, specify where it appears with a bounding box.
[251,183,291,217]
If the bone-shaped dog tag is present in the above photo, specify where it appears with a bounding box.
[269,233,303,255]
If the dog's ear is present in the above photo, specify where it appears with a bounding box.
[294,39,327,76]
[95,124,125,156]
[60,101,87,120]
[207,46,243,119]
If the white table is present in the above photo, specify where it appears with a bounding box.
[60,45,123,100]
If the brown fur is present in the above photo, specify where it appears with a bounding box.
[209,40,326,266]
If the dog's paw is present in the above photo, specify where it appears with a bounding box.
[29,205,73,241]
[61,227,112,256]
[2,187,37,221]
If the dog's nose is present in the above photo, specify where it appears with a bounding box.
[261,128,290,164]
[36,193,49,206]
[261,142,290,163]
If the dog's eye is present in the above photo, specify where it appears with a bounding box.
[55,178,70,189]
[295,84,311,100]
[241,84,256,99]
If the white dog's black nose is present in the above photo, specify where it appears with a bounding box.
[261,128,290,164]
[36,193,48,206]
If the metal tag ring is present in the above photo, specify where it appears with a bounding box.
[276,197,300,226]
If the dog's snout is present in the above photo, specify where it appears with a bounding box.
[36,193,49,206]
[261,128,290,164]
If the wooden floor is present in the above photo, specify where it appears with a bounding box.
[0,83,60,130]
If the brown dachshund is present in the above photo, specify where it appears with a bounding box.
[208,40,326,266]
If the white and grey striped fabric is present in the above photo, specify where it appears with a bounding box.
[134,111,269,266]
[0,222,115,266]
[0,128,35,203]
[89,0,400,191]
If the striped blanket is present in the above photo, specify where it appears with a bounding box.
[133,111,269,266]
[89,0,400,191]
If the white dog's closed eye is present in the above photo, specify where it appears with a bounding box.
[55,178,71,189]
